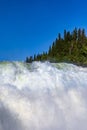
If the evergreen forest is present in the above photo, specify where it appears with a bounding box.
[26,28,87,66]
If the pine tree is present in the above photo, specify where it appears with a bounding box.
[34,54,36,61]
[72,28,77,41]
[81,29,86,43]
[78,28,82,41]
[48,46,52,56]
[58,33,61,41]
[64,29,67,40]
[26,57,29,63]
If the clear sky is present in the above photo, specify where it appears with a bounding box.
[0,0,87,61]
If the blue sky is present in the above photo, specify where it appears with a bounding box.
[0,0,87,61]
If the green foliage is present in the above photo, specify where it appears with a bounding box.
[26,28,87,66]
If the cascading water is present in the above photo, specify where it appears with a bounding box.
[0,61,87,130]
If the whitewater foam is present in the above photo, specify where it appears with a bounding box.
[0,61,87,130]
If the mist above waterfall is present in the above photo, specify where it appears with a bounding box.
[0,61,87,130]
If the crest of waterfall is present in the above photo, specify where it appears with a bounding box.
[0,61,87,130]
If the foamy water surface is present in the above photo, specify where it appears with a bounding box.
[0,61,87,130]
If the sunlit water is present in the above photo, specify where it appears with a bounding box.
[0,61,87,130]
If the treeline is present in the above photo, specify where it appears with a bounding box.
[26,28,87,65]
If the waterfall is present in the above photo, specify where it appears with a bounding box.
[0,61,87,130]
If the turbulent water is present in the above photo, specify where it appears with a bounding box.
[0,61,87,130]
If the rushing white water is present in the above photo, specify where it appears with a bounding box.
[0,61,87,130]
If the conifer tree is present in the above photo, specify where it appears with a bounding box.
[58,33,61,41]
[64,29,67,40]
[72,28,77,41]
